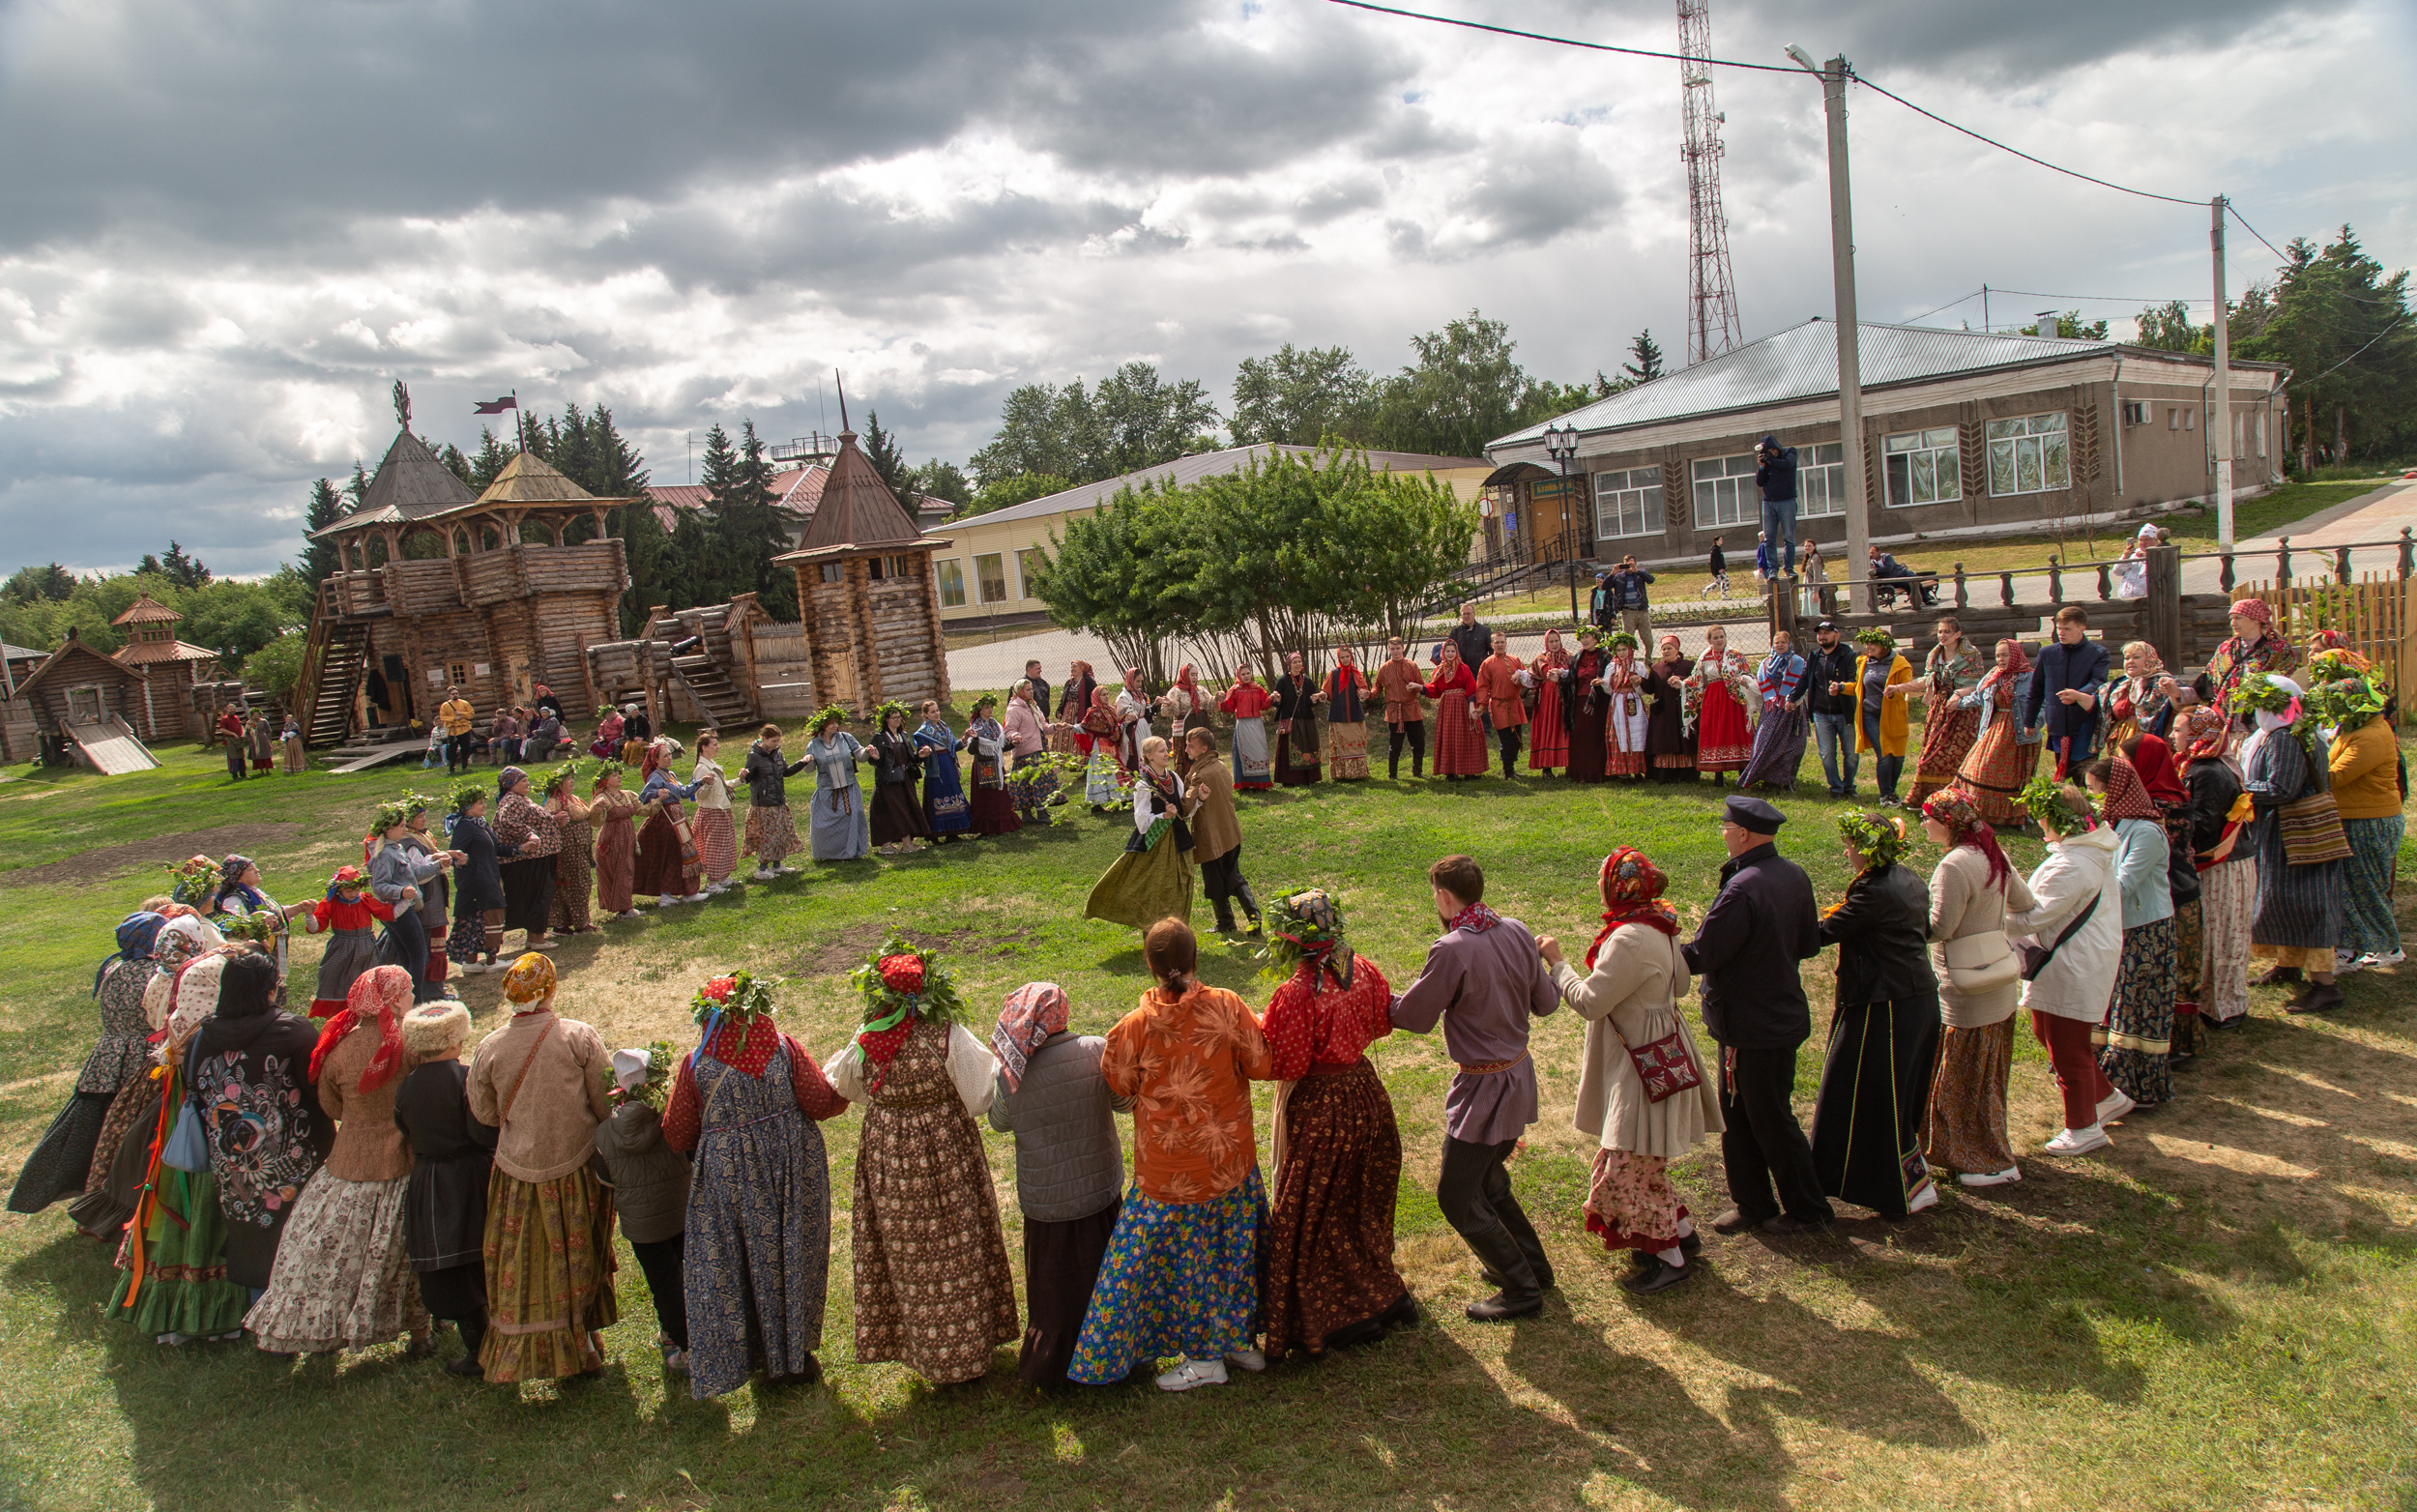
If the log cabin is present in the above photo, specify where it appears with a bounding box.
[772,429,952,717]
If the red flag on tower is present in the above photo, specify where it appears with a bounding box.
[472,395,517,414]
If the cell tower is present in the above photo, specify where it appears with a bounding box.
[1677,0,1742,364]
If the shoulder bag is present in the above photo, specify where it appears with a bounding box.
[160,1085,212,1173]
[1943,929,2021,994]
[1589,945,1704,1104]
[2278,790,2352,866]
[2015,892,2100,981]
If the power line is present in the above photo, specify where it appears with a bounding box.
[1841,70,2201,207]
[1989,287,2210,306]
[2288,310,2409,390]
[2227,204,2292,266]
[1900,289,1982,324]
[1322,0,1800,72]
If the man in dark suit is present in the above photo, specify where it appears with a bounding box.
[2023,605,2111,778]
[1023,658,1052,718]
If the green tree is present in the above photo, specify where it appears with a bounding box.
[2134,300,2199,354]
[2019,310,2110,339]
[1229,344,1374,446]
[468,427,516,489]
[1366,309,1578,457]
[301,478,347,583]
[159,541,211,589]
[5,563,77,605]
[862,410,910,495]
[970,363,1218,488]
[967,472,1073,517]
[1623,329,1666,383]
[905,459,973,511]
[244,629,308,703]
[2244,227,2416,468]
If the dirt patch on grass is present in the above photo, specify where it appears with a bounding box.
[0,823,308,888]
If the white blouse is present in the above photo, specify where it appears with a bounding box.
[1133,771,1186,837]
[824,1022,998,1115]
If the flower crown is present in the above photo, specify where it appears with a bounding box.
[851,931,964,1027]
[1853,627,1897,651]
[1838,809,1907,866]
[163,854,221,904]
[690,969,780,1031]
[807,703,851,734]
[614,1040,679,1110]
[2019,771,2092,831]
[449,779,487,813]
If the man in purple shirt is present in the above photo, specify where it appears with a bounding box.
[1390,854,1560,1320]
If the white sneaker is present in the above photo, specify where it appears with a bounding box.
[752,868,776,881]
[615,910,643,921]
[1224,1347,1267,1373]
[2095,1090,2137,1125]
[1959,1166,2022,1187]
[2371,949,2406,968]
[2045,1124,2110,1154]
[2334,951,2364,975]
[1153,1356,1229,1391]
[1907,1183,1940,1213]
[681,893,708,904]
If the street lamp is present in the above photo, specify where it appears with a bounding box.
[1543,422,1583,622]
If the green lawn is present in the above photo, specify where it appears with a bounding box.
[2,725,2413,1512]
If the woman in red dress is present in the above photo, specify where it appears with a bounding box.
[1423,643,1486,780]
[1527,629,1571,775]
[1220,665,1275,790]
[1682,625,1754,782]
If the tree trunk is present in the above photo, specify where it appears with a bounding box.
[2335,404,2347,464]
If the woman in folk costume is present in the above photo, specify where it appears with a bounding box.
[10,913,176,1219]
[1915,790,2035,1187]
[1059,659,1100,752]
[804,707,873,861]
[915,700,976,840]
[1847,628,1918,805]
[1681,624,1755,780]
[633,739,707,904]
[1422,640,1486,780]
[2203,597,2300,725]
[1272,652,1327,786]
[542,764,597,932]
[2175,704,2256,1030]
[246,964,431,1357]
[1645,632,1699,781]
[1525,628,1572,776]
[491,766,561,950]
[1084,736,1195,928]
[1116,666,1154,775]
[1597,631,1653,779]
[2082,755,2176,1109]
[661,970,850,1397]
[1537,848,1722,1294]
[2234,673,2345,1012]
[2106,640,2179,749]
[868,702,932,855]
[1071,919,1277,1392]
[1323,648,1374,781]
[211,854,305,983]
[190,945,334,1300]
[1906,616,1987,806]
[589,707,624,761]
[2123,733,2205,1061]
[741,724,810,877]
[248,712,277,773]
[689,730,740,893]
[1559,628,1611,783]
[1255,890,1413,1357]
[1952,638,2043,829]
[1005,681,1055,822]
[961,694,1023,835]
[393,1000,495,1377]
[1081,684,1126,809]
[1219,662,1276,791]
[2316,654,2402,970]
[1162,663,1213,779]
[586,762,644,918]
[300,865,395,1018]
[989,982,1126,1386]
[1810,812,1942,1216]
[279,713,306,774]
[107,949,255,1344]
[1735,628,1810,790]
[465,953,617,1382]
[447,785,509,970]
[825,938,1019,1386]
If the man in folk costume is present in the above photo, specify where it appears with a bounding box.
[1600,631,1651,779]
[1684,797,1833,1234]
[1374,638,1429,780]
[2024,605,2111,779]
[1474,630,1529,779]
[1323,647,1374,781]
[1184,728,1260,934]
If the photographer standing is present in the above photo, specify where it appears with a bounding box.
[1755,435,1798,578]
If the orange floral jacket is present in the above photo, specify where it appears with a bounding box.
[1101,983,1275,1204]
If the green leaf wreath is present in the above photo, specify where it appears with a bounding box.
[689,969,780,1031]
[1837,809,1907,867]
[2018,771,2092,832]
[849,931,964,1033]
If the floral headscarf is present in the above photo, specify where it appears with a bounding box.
[1920,790,2011,890]
[502,951,557,1007]
[2228,596,2273,628]
[2097,757,2164,823]
[991,981,1070,1093]
[311,963,411,1092]
[497,765,530,801]
[1265,888,1354,989]
[1587,847,1679,967]
[1978,637,2032,690]
[2175,703,2231,767]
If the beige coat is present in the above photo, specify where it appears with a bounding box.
[1550,924,1723,1160]
[467,1008,612,1182]
[1183,755,1241,863]
[1925,844,2037,1028]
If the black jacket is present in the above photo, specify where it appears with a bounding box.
[741,741,808,807]
[1448,621,1493,669]
[623,711,652,743]
[2024,639,2111,745]
[1027,674,1053,714]
[2182,757,2255,867]
[1815,862,1938,1010]
[871,729,921,787]
[1611,568,1656,610]
[1804,643,1862,717]
[393,1060,497,1273]
[449,813,508,915]
[1682,843,1821,1048]
[1756,446,1798,504]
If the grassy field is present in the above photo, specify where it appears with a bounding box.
[3,723,2415,1512]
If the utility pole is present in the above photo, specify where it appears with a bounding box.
[2211,195,2233,547]
[1790,46,1869,611]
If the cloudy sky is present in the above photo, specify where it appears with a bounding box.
[2,0,2409,577]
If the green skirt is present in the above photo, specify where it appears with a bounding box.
[107,1164,249,1339]
[1084,837,1194,931]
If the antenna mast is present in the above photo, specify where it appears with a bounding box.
[1677,0,1742,364]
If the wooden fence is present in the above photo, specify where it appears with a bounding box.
[2241,573,2417,714]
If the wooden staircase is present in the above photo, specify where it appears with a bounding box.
[303,616,372,749]
[669,651,754,731]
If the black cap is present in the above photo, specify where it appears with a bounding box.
[1816,619,1838,631]
[1722,795,1787,834]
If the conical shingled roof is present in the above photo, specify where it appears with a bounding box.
[792,432,921,552]
[327,429,477,535]
[474,450,599,505]
[112,593,183,625]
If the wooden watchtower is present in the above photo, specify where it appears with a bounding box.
[772,430,952,716]
[297,431,635,748]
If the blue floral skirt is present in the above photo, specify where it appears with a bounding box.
[1067,1169,1264,1383]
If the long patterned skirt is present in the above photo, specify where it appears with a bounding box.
[2170,897,2205,1057]
[684,1101,830,1400]
[1584,1148,1689,1253]
[245,1171,427,1352]
[2199,858,2255,1023]
[1907,701,1981,806]
[8,1091,112,1214]
[1019,1200,1121,1386]
[1260,1061,1406,1356]
[1920,1016,2017,1177]
[1696,689,1750,771]
[693,805,738,885]
[1431,692,1486,777]
[1325,719,1371,781]
[852,1105,1020,1384]
[743,803,801,869]
[1085,745,1124,805]
[1953,720,2042,829]
[2097,917,2176,1108]
[2340,814,2404,961]
[1810,999,1941,1216]
[1736,704,1807,790]
[1528,681,1568,771]
[1566,694,1609,782]
[1606,691,1650,777]
[480,1167,619,1383]
[1068,1169,1267,1383]
[1231,717,1271,790]
[1275,721,1323,786]
[1084,835,1194,930]
[106,1073,248,1339]
[310,926,381,1018]
[549,819,594,930]
[82,1073,161,1217]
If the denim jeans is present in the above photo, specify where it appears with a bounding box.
[1811,711,1858,795]
[1761,498,1798,575]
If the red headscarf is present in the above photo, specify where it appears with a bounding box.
[2126,733,2187,804]
[2098,757,2164,822]
[1921,789,2011,890]
[1176,663,1200,702]
[1587,846,1680,967]
[2174,704,2230,770]
[1979,637,2032,690]
[311,963,411,1092]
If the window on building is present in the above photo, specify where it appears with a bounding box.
[68,685,102,723]
[1591,466,1663,540]
[1882,426,1963,509]
[1015,548,1046,600]
[2168,408,2179,430]
[1793,443,1848,519]
[2257,410,2268,458]
[819,563,843,584]
[1691,453,1759,530]
[976,553,1008,604]
[1985,412,2071,496]
[936,559,966,607]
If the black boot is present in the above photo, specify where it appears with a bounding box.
[1463,1226,1544,1321]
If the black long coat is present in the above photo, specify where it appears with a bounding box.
[393,1060,497,1273]
[449,812,508,915]
[1815,861,1938,1010]
[1682,842,1821,1049]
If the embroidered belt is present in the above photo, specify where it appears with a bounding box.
[1455,1049,1529,1076]
[1306,1057,1368,1076]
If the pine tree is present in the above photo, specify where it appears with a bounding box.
[435,443,476,488]
[1623,330,1666,383]
[470,428,516,489]
[862,409,909,494]
[160,541,211,589]
[302,478,347,583]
